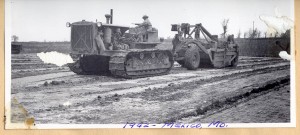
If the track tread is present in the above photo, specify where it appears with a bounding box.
[110,50,174,78]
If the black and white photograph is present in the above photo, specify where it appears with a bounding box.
[5,0,295,128]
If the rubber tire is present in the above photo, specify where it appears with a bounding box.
[184,44,200,70]
[231,52,239,67]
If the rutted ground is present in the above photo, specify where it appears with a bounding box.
[189,84,290,123]
[10,54,291,124]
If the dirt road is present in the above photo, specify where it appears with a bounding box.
[10,54,290,124]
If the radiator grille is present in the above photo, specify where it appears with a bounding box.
[71,24,94,53]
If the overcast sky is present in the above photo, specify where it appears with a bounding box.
[9,0,293,42]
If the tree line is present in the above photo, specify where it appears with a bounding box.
[221,19,290,39]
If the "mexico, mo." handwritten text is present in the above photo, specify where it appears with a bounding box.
[123,121,228,128]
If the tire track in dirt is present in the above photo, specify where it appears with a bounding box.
[179,80,290,123]
[12,72,75,89]
[10,56,290,123]
[68,62,289,97]
[11,61,289,123]
[32,67,289,124]
[11,58,288,90]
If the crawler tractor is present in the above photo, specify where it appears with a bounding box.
[171,23,239,69]
[66,9,173,78]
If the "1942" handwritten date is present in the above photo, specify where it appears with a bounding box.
[123,121,228,128]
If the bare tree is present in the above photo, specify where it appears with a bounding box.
[248,28,260,38]
[11,35,19,42]
[248,28,253,38]
[257,30,261,38]
[243,32,247,38]
[237,29,241,38]
[264,32,267,38]
[221,19,229,38]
